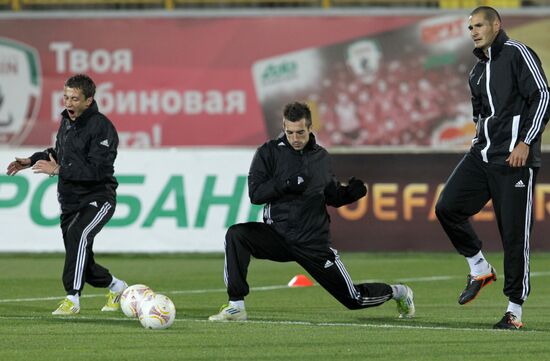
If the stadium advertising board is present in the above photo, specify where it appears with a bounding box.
[329,152,550,252]
[0,14,549,149]
[2,149,550,252]
[0,149,262,252]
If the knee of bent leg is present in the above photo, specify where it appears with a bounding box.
[225,223,245,244]
[434,195,451,221]
[345,301,364,310]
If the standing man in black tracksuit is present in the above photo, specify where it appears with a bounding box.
[6,74,127,315]
[209,101,415,321]
[436,7,549,330]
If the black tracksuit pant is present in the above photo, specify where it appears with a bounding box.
[224,222,393,309]
[436,153,537,305]
[60,201,115,296]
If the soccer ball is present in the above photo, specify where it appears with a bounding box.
[120,284,154,318]
[138,293,176,330]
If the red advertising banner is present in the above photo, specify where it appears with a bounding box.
[1,14,548,148]
[0,15,418,147]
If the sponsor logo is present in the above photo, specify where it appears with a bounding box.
[431,118,476,148]
[346,40,381,85]
[0,37,41,145]
[419,16,468,45]
[324,260,334,268]
[515,180,525,188]
[260,60,298,86]
[100,139,109,147]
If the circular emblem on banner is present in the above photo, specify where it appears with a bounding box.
[0,37,41,145]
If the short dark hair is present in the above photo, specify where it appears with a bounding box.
[283,102,312,128]
[64,74,96,99]
[470,6,502,24]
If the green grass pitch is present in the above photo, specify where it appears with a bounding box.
[1,252,550,360]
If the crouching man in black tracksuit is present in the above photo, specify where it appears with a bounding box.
[435,7,549,330]
[6,74,127,315]
[209,101,415,321]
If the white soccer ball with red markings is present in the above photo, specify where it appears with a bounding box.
[120,284,154,318]
[138,293,176,330]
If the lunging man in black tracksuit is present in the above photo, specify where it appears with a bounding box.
[209,102,415,321]
[6,74,127,315]
[436,7,549,330]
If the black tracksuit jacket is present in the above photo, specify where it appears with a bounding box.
[469,30,549,167]
[30,101,118,214]
[248,133,359,248]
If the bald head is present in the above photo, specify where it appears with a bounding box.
[470,6,502,25]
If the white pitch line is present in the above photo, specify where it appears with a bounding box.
[213,319,543,333]
[0,315,543,333]
[2,271,550,304]
[170,284,289,295]
[0,285,291,303]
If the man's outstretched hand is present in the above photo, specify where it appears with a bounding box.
[6,157,31,176]
[32,154,59,176]
[347,177,367,200]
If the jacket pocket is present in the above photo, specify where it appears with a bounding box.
[509,114,521,152]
